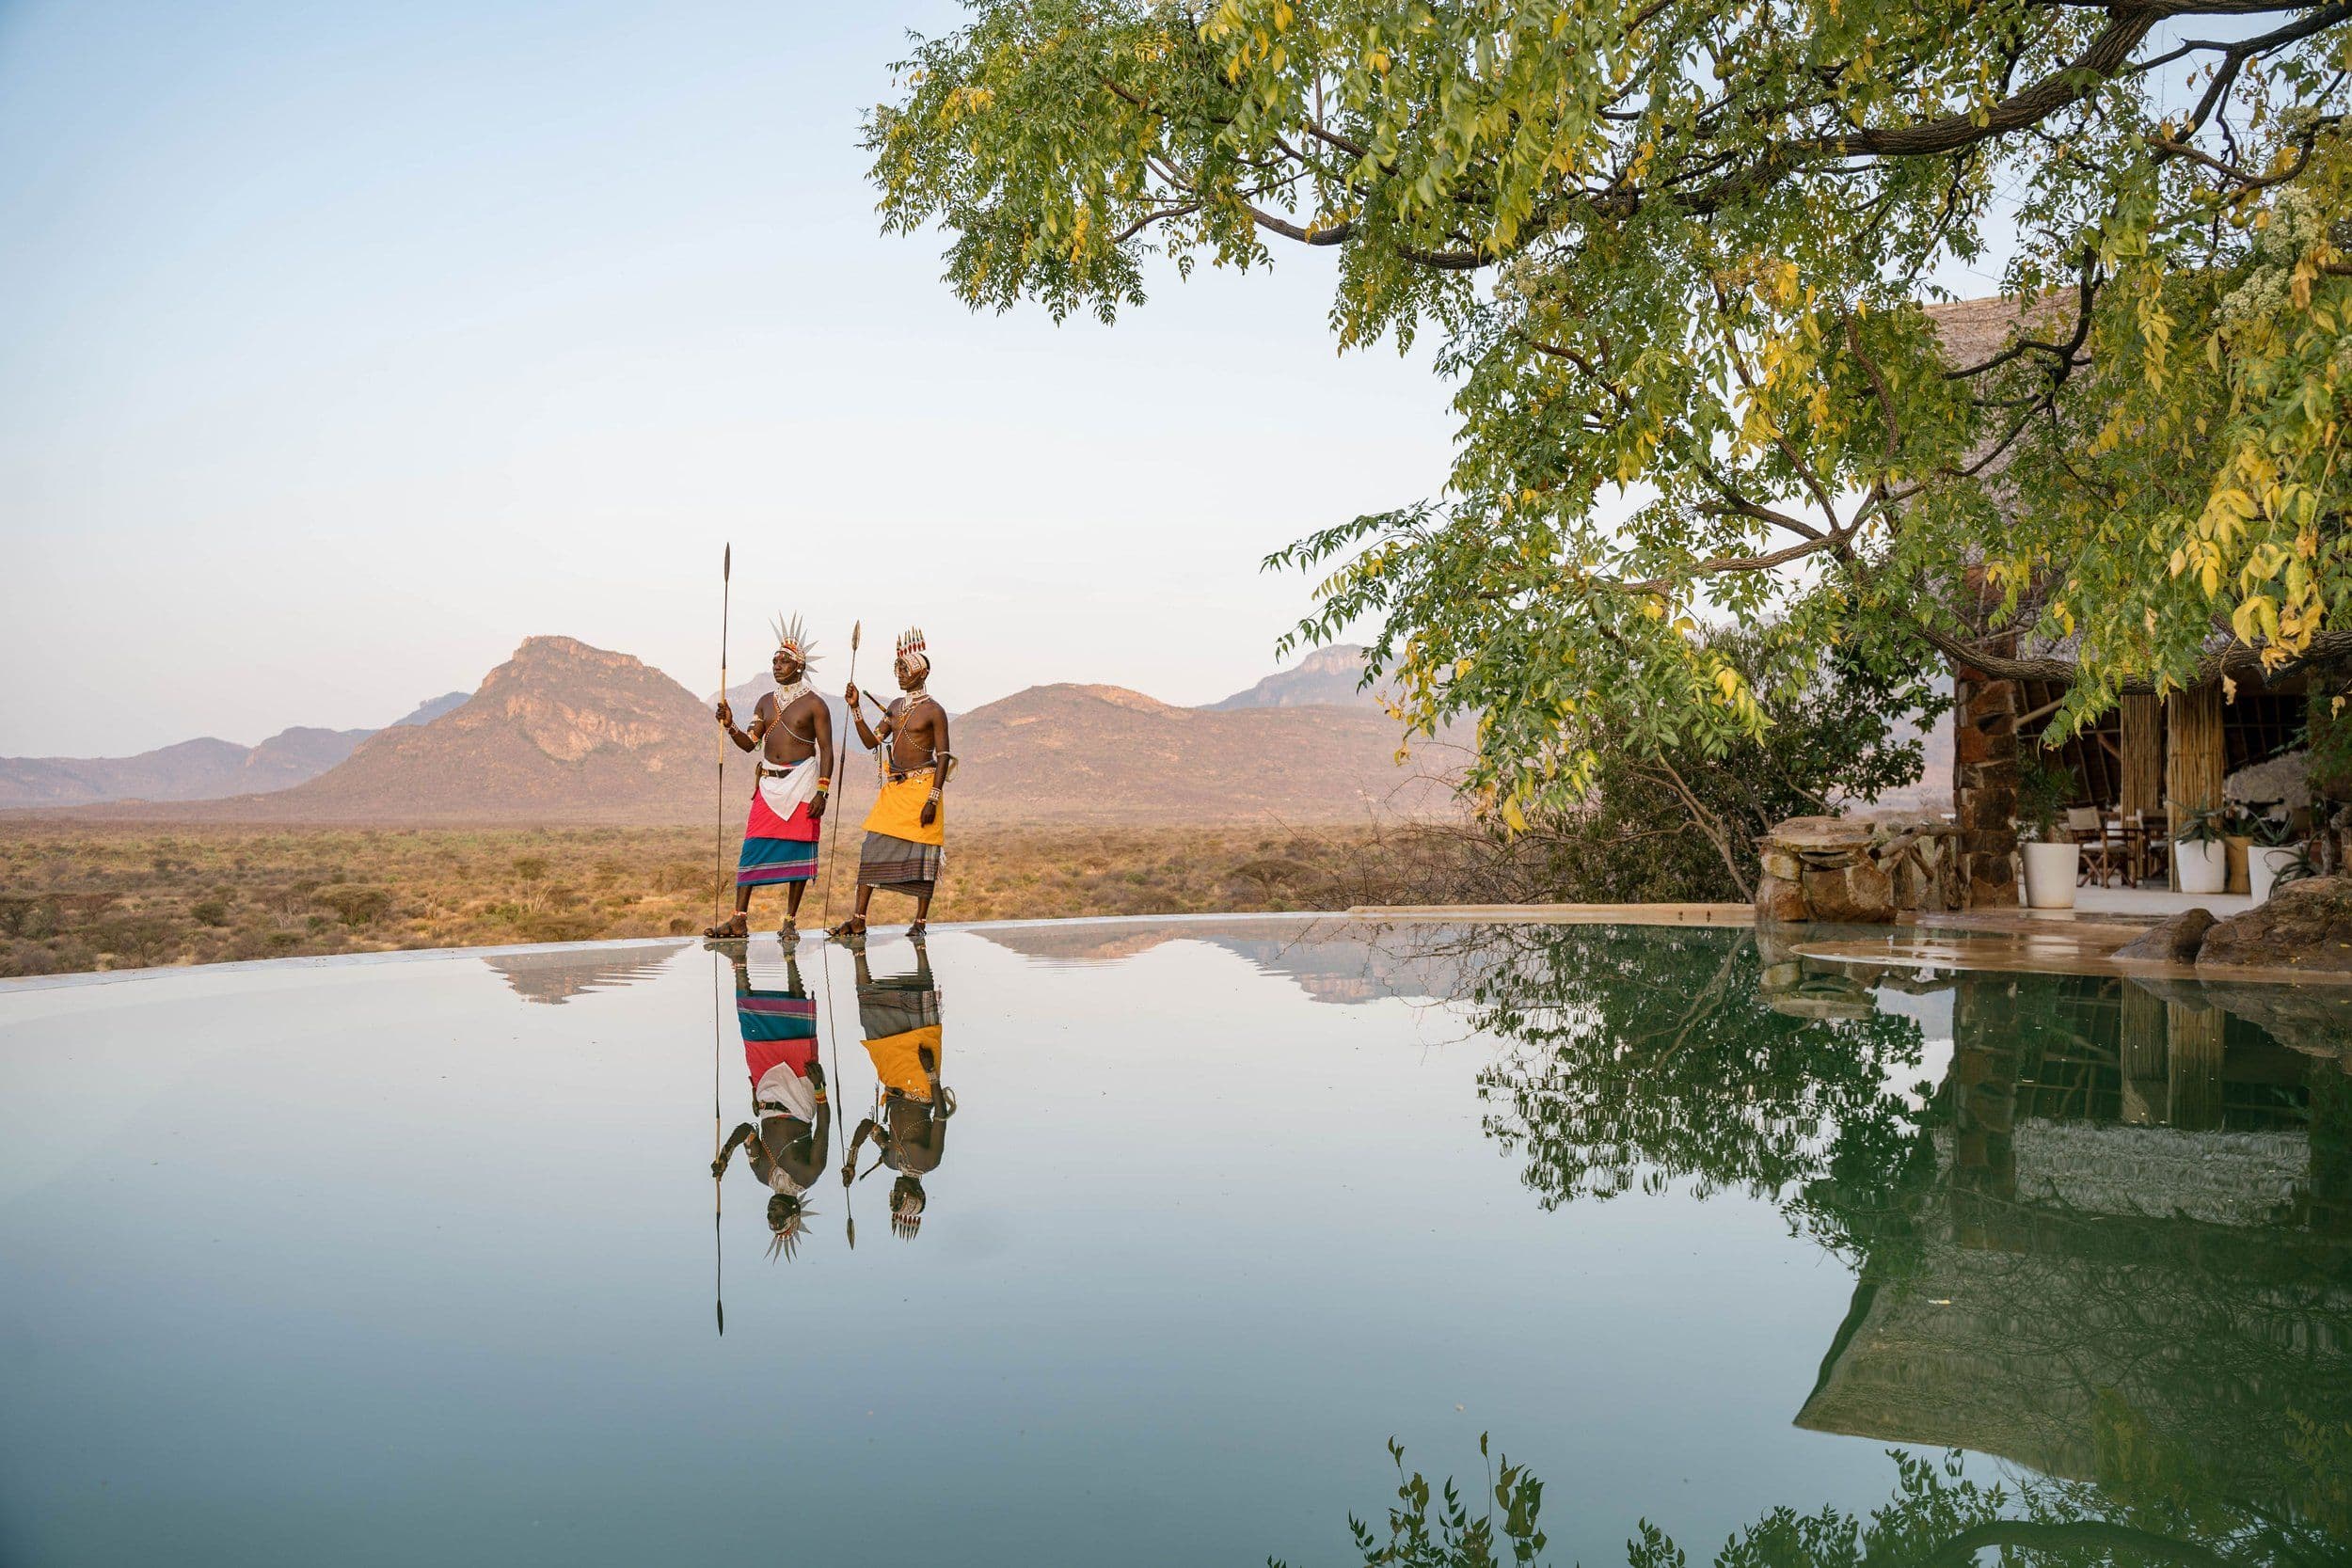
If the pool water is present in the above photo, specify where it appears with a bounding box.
[1,918,2345,1565]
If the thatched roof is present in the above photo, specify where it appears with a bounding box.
[1921,293,2074,375]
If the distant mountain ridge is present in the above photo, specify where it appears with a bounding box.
[21,638,1461,826]
[0,689,471,810]
[1209,644,1387,711]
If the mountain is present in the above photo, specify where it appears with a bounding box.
[0,725,373,809]
[177,636,718,824]
[16,641,1464,826]
[391,691,469,728]
[1209,645,1387,711]
[0,689,472,810]
[941,682,1457,822]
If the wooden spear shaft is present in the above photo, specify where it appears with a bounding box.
[713,544,732,925]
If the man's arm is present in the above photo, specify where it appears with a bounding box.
[844,684,882,750]
[710,1121,755,1178]
[714,695,763,753]
[920,707,949,827]
[842,1117,879,1183]
[802,694,834,820]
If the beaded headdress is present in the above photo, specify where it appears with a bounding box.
[771,613,818,668]
[895,626,930,681]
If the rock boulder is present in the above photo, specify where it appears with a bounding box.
[2197,875,2352,974]
[2112,909,2217,965]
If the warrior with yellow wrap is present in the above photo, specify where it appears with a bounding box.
[842,945,950,1240]
[832,626,951,942]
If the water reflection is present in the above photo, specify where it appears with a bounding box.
[977,919,1460,1005]
[481,941,685,1005]
[845,942,951,1240]
[708,944,830,1259]
[1358,921,2352,1559]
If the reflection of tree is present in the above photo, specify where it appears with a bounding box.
[1406,925,2352,1544]
[1282,1413,2350,1567]
[1432,925,1932,1269]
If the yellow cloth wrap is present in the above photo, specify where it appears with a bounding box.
[865,1026,944,1101]
[863,768,945,846]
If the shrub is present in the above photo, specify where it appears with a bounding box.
[314,885,393,927]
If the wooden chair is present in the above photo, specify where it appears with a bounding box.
[2127,811,2169,888]
[2066,806,2123,887]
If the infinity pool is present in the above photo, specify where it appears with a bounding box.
[1,918,2345,1565]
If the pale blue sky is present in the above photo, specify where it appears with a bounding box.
[0,1,1455,753]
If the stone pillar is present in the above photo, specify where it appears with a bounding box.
[2120,692,2162,822]
[1952,649,2021,909]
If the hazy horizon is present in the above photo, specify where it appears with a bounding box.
[0,1,1460,757]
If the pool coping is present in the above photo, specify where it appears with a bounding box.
[0,910,1343,994]
[8,902,2347,994]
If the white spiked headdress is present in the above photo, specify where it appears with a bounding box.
[771,613,818,667]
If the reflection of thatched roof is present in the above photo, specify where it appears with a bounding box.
[1797,1122,2350,1498]
[2011,1121,2307,1227]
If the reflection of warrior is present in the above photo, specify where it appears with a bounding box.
[833,626,950,942]
[707,614,834,942]
[843,945,952,1238]
[708,947,831,1258]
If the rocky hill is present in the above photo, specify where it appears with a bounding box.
[1209,644,1386,710]
[946,682,1456,822]
[0,725,372,808]
[162,637,714,824]
[13,640,1463,826]
[0,689,470,809]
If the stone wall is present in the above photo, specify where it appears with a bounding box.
[1756,815,1963,924]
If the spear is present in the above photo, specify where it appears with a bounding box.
[818,622,862,1248]
[712,543,733,927]
[712,947,725,1337]
[711,544,731,1332]
[819,621,862,932]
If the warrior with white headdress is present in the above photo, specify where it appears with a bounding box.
[707,613,834,942]
[834,626,951,941]
[708,945,831,1259]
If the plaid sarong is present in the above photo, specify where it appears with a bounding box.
[859,832,943,895]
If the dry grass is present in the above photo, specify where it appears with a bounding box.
[0,820,1414,977]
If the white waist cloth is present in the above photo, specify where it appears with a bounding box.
[757,755,822,818]
[755,1066,818,1122]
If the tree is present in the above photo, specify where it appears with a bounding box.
[1497,624,1938,900]
[867,1,2352,822]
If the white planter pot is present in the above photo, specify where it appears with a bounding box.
[2176,839,2228,895]
[2022,841,2080,910]
[2249,846,2298,904]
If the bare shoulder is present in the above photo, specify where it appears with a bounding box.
[754,691,779,720]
